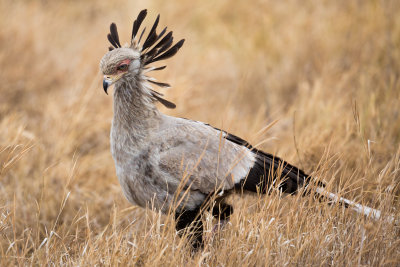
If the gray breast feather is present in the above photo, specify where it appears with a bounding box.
[155,116,256,194]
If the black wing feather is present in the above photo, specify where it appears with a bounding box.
[189,122,325,193]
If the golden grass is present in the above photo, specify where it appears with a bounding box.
[1,0,399,265]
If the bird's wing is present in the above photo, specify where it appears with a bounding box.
[155,117,256,194]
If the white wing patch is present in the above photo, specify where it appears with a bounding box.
[222,132,257,184]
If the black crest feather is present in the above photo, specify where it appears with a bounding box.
[150,39,185,63]
[138,27,147,44]
[105,9,184,108]
[152,65,167,71]
[132,9,148,40]
[144,31,173,60]
[107,33,118,48]
[152,94,176,109]
[148,80,171,88]
[156,27,167,42]
[110,23,121,47]
[142,14,160,50]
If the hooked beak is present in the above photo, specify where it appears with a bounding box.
[103,73,125,94]
[103,76,112,95]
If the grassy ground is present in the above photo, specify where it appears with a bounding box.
[1,0,399,265]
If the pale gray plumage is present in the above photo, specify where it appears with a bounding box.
[99,10,392,249]
[112,112,256,213]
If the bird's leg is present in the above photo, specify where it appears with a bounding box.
[175,208,204,250]
[211,202,233,221]
[211,202,233,232]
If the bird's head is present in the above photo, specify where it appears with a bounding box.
[100,48,140,93]
[99,9,184,109]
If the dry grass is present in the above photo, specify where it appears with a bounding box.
[1,0,400,265]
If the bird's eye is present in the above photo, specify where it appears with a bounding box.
[117,64,128,71]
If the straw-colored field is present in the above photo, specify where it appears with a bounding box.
[1,0,399,265]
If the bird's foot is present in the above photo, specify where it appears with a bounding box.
[204,219,229,245]
[212,219,229,233]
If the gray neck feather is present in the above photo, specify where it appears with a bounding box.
[112,75,160,144]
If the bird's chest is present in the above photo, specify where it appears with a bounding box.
[110,128,156,177]
[110,134,171,208]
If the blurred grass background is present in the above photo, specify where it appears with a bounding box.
[0,0,399,265]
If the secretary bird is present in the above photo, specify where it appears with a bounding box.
[100,10,388,249]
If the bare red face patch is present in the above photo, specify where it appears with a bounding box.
[116,59,131,73]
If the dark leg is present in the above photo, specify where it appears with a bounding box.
[210,201,233,235]
[211,201,233,220]
[175,207,204,250]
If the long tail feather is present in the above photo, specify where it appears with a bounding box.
[315,187,395,223]
[221,129,396,223]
